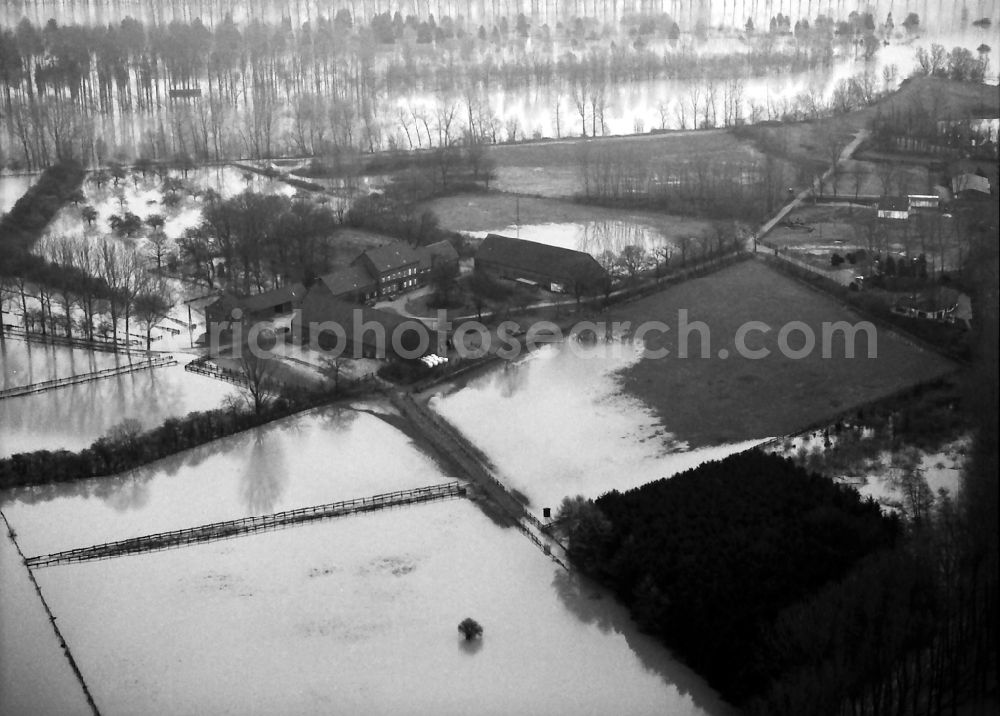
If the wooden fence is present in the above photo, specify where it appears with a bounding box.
[25,482,466,569]
[1,324,140,353]
[183,356,251,387]
[0,355,176,400]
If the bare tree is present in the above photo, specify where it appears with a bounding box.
[239,349,278,415]
[618,245,647,281]
[876,161,900,197]
[133,281,174,351]
[147,231,171,272]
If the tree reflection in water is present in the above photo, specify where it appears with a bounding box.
[497,359,530,399]
[577,220,673,259]
[240,425,288,515]
[458,637,484,656]
[100,470,152,512]
[551,568,735,714]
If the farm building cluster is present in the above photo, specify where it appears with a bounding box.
[199,234,607,362]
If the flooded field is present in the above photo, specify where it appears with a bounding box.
[0,531,91,716]
[28,499,732,716]
[1,337,123,390]
[1,406,449,555]
[0,340,233,458]
[0,173,38,214]
[1,397,734,716]
[779,431,968,510]
[40,165,298,249]
[464,221,676,257]
[433,341,762,515]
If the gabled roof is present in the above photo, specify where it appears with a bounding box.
[241,283,306,313]
[895,286,961,313]
[317,265,376,298]
[298,287,433,358]
[203,291,243,319]
[476,234,607,285]
[952,173,991,195]
[417,240,460,271]
[356,244,421,274]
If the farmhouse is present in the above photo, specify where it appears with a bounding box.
[417,239,460,277]
[315,265,377,304]
[203,284,306,325]
[474,234,607,293]
[294,287,434,360]
[240,283,307,318]
[203,292,243,327]
[892,287,965,323]
[353,244,422,297]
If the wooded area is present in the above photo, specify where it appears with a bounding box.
[558,438,997,713]
[0,9,858,168]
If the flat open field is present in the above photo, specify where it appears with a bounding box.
[31,500,730,716]
[605,259,957,445]
[487,129,764,197]
[427,193,714,240]
[823,157,932,198]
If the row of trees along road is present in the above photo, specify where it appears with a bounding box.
[1,11,851,168]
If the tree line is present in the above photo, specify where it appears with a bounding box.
[0,161,173,347]
[0,379,332,491]
[578,142,793,222]
[0,10,849,169]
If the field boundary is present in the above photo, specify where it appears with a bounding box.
[1,510,102,716]
[24,482,467,568]
[753,252,969,365]
[0,355,176,400]
[740,371,962,459]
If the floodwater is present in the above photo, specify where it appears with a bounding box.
[1,402,734,716]
[0,406,450,555]
[28,500,733,716]
[0,173,38,215]
[432,340,763,516]
[0,339,233,458]
[0,336,122,390]
[40,165,298,248]
[0,530,92,716]
[777,431,966,510]
[3,18,995,165]
[2,0,995,33]
[465,220,674,257]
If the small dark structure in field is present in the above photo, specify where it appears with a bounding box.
[458,617,483,641]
